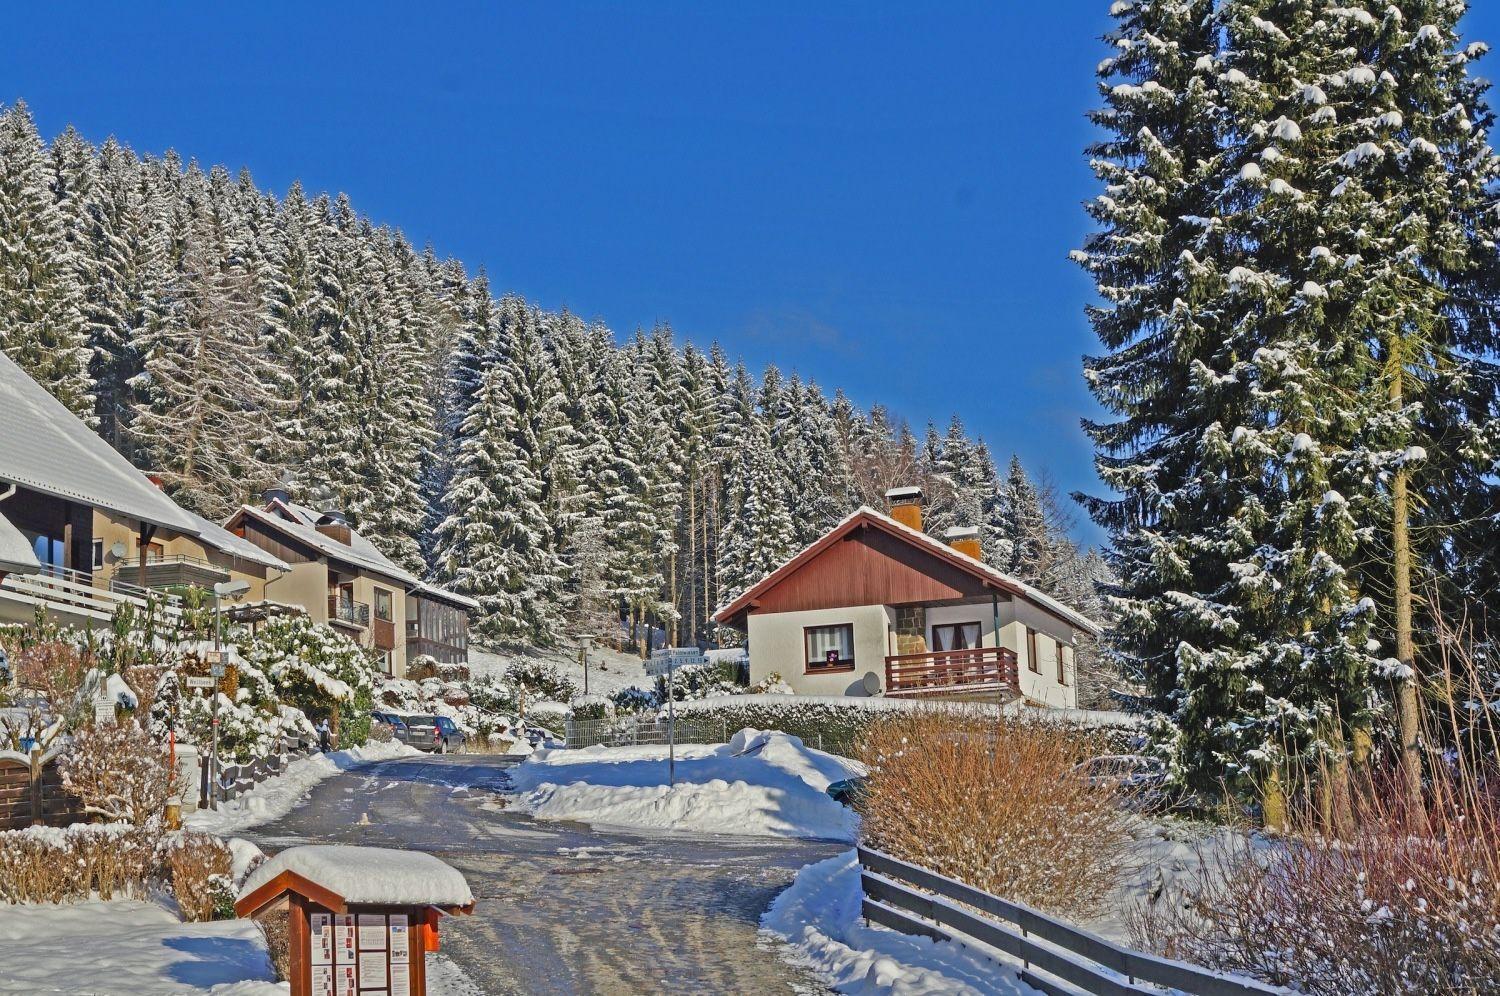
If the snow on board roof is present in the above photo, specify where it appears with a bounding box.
[713,505,1102,637]
[0,352,200,534]
[0,508,40,575]
[239,845,474,909]
[412,580,480,612]
[231,500,420,587]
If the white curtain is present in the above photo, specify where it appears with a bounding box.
[806,626,852,664]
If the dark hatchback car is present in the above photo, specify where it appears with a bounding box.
[404,714,466,753]
[371,711,410,741]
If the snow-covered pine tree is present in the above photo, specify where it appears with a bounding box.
[432,300,568,644]
[128,229,280,519]
[715,409,796,636]
[1075,0,1296,796]
[0,102,91,417]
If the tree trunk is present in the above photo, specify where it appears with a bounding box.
[687,482,698,645]
[1390,370,1426,830]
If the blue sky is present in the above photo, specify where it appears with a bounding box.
[6,3,1498,545]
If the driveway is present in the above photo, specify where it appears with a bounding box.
[246,753,844,995]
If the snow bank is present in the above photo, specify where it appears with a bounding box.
[186,739,418,835]
[240,845,473,908]
[505,729,863,840]
[0,899,282,995]
[762,852,1038,995]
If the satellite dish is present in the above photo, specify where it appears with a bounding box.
[109,541,128,559]
[862,672,881,696]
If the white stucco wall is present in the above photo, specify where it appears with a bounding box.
[1005,598,1080,708]
[747,604,890,696]
[924,603,1000,650]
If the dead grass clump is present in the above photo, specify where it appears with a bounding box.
[163,831,235,922]
[856,708,1133,921]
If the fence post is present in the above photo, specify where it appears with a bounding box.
[29,748,43,826]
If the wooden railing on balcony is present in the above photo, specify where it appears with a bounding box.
[2,565,182,626]
[885,646,1020,698]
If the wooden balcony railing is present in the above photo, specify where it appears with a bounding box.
[885,646,1020,698]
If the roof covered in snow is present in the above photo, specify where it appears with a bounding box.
[238,845,473,910]
[0,352,201,534]
[228,499,419,587]
[178,508,290,573]
[712,505,1102,637]
[412,580,480,611]
[0,508,40,575]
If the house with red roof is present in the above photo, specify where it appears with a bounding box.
[712,488,1100,707]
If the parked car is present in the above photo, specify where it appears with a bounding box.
[404,714,466,753]
[825,776,868,808]
[370,711,410,742]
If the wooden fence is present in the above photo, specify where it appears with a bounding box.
[858,845,1289,996]
[0,746,85,831]
[201,733,315,807]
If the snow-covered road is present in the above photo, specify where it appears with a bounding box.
[243,753,846,994]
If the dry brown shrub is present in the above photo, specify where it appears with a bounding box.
[164,831,234,922]
[1132,614,1500,995]
[59,720,182,824]
[259,910,291,981]
[0,824,158,904]
[855,707,1133,920]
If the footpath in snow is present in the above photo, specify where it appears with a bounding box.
[503,728,863,840]
[186,739,417,835]
[762,852,1040,996]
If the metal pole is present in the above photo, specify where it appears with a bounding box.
[211,591,221,811]
[667,654,676,787]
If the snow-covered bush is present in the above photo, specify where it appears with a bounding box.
[163,831,235,922]
[524,700,569,736]
[568,695,613,721]
[467,674,519,715]
[609,686,657,715]
[505,660,577,703]
[747,671,794,695]
[857,710,1130,921]
[653,660,739,703]
[59,720,182,825]
[243,617,379,749]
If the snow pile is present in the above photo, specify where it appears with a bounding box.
[240,845,473,908]
[762,851,1037,995]
[0,898,281,995]
[506,729,863,840]
[186,739,416,835]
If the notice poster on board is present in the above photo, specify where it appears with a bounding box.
[336,964,357,996]
[311,964,334,996]
[311,913,333,966]
[357,950,388,988]
[335,914,357,964]
[389,967,411,996]
[388,914,410,964]
[358,913,388,951]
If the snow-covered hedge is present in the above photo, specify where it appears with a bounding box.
[670,695,1146,755]
[0,823,156,904]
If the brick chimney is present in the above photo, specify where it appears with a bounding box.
[884,486,924,532]
[944,525,983,561]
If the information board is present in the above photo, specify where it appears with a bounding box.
[305,906,421,996]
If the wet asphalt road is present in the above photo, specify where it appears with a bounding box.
[245,753,843,996]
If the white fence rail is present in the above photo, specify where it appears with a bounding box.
[1,566,181,626]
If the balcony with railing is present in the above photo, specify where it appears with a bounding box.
[1,565,182,627]
[884,646,1020,699]
[112,553,231,593]
[327,594,370,629]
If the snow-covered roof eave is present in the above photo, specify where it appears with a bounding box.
[0,507,41,576]
[231,503,419,587]
[413,580,480,612]
[713,505,1103,638]
[0,353,202,536]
